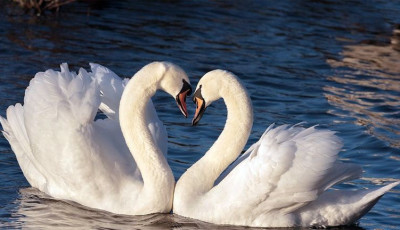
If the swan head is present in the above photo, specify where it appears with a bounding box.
[155,62,192,117]
[192,69,237,125]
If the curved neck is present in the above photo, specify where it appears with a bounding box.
[177,78,253,198]
[119,69,174,192]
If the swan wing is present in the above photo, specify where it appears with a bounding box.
[14,64,142,199]
[210,124,362,216]
[21,64,99,193]
[90,63,167,155]
[89,63,126,119]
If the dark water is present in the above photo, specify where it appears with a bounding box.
[1,0,400,229]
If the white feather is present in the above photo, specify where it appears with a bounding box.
[174,70,399,228]
[0,62,188,215]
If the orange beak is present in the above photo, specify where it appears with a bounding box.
[192,96,206,126]
[176,89,191,117]
[175,79,192,118]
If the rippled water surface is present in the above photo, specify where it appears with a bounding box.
[1,0,400,229]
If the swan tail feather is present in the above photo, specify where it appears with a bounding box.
[299,181,400,227]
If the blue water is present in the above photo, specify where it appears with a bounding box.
[1,0,400,229]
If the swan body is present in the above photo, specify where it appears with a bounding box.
[174,70,399,227]
[0,62,192,215]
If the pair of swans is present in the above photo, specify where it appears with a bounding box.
[1,62,398,227]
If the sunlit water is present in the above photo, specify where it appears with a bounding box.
[1,0,400,229]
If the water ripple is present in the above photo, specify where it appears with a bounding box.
[1,0,400,229]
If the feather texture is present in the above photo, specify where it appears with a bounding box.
[174,69,399,228]
[0,62,186,215]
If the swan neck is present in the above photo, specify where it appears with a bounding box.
[177,78,253,199]
[206,89,253,187]
[119,70,173,192]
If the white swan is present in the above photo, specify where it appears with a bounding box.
[173,69,399,228]
[0,61,192,215]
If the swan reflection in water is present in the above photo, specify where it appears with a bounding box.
[325,26,400,149]
[7,187,191,229]
[4,187,365,230]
